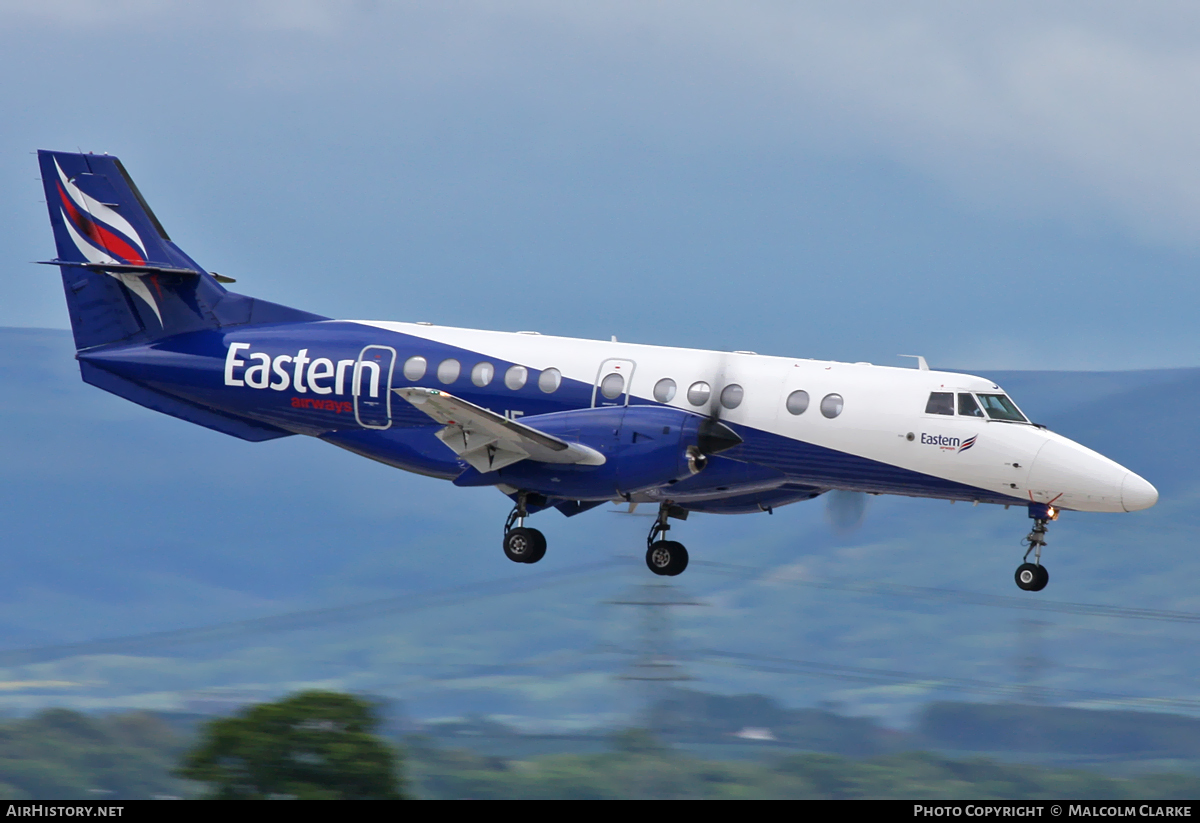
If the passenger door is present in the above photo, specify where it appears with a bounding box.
[592,359,636,408]
[354,345,397,429]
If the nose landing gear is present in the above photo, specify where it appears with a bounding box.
[1014,503,1057,592]
[646,503,689,576]
[503,492,546,564]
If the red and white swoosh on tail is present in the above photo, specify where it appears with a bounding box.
[55,165,162,326]
[54,159,146,260]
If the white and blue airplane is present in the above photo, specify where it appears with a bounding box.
[37,150,1158,589]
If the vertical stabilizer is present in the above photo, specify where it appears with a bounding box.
[38,149,325,351]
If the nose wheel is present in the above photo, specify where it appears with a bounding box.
[1014,506,1055,592]
[1015,562,1049,591]
[645,503,689,576]
[503,492,546,564]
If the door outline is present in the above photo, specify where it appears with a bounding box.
[591,358,637,408]
[354,345,397,429]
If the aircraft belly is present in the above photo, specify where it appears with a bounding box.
[320,427,463,480]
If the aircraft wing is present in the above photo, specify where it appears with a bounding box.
[393,387,606,473]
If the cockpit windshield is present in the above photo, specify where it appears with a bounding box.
[977,393,1028,422]
[957,393,984,417]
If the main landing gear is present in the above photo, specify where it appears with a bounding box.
[646,503,689,577]
[500,494,694,575]
[503,492,546,564]
[1014,503,1058,592]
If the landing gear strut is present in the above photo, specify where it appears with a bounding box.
[645,503,689,576]
[503,492,546,564]
[1015,503,1057,592]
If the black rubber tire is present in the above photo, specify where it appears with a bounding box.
[504,527,546,564]
[646,540,689,576]
[1015,562,1042,591]
[1032,564,1049,591]
[523,533,547,564]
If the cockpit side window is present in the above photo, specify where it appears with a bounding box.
[978,393,1028,422]
[925,392,954,415]
[957,393,984,417]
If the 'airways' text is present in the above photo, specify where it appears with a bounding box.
[292,397,353,414]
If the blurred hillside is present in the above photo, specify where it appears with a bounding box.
[2,698,1200,799]
[0,327,1195,729]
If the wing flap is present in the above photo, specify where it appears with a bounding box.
[394,387,605,471]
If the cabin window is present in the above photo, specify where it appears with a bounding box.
[538,368,561,393]
[471,362,494,387]
[720,384,744,410]
[958,393,984,417]
[786,390,809,415]
[820,393,844,419]
[504,365,528,390]
[654,378,677,403]
[403,356,427,381]
[437,358,461,384]
[925,392,953,415]
[600,372,625,399]
[978,393,1028,422]
[687,381,711,406]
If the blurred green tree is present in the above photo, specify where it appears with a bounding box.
[177,691,405,799]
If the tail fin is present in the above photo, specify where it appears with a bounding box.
[37,149,323,350]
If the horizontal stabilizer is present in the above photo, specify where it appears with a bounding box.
[38,259,201,277]
[394,387,606,473]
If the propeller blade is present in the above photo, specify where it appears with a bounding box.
[697,417,742,454]
[824,490,869,535]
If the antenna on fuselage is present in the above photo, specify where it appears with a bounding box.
[899,354,930,371]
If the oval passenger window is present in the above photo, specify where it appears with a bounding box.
[504,365,528,390]
[538,368,562,393]
[403,356,427,381]
[720,384,743,409]
[437,359,461,384]
[471,362,494,387]
[687,381,711,406]
[653,378,677,403]
[786,390,809,415]
[820,393,844,418]
[600,372,624,399]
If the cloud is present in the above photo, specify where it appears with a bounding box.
[5,1,1200,247]
[515,2,1200,245]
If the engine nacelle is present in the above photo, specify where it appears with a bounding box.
[452,405,725,499]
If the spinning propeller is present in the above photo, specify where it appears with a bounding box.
[824,489,870,535]
[693,355,743,466]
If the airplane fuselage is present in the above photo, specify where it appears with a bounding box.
[78,318,1157,516]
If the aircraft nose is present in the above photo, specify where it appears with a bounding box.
[1121,472,1158,512]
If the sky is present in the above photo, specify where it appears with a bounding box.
[2,1,1199,369]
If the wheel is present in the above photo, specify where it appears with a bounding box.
[504,527,546,564]
[1032,564,1049,591]
[524,535,547,564]
[1015,562,1048,591]
[645,540,689,576]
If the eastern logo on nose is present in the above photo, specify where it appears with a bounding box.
[919,432,978,453]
